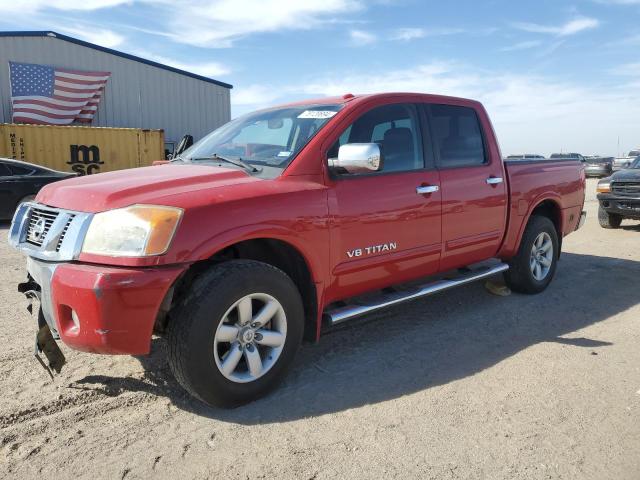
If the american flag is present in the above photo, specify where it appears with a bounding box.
[9,61,110,125]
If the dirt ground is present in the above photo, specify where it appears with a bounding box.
[1,178,639,479]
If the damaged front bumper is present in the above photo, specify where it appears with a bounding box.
[10,202,188,361]
[23,257,186,356]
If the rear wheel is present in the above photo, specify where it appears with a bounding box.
[167,260,304,408]
[598,206,622,229]
[504,215,559,294]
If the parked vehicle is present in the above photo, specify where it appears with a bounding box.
[550,153,586,161]
[0,158,73,220]
[583,156,614,178]
[613,149,640,171]
[506,154,546,160]
[9,93,586,407]
[596,156,640,228]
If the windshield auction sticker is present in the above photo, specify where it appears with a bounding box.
[297,110,338,119]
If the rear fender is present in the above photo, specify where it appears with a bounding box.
[500,193,563,259]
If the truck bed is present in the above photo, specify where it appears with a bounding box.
[499,158,586,258]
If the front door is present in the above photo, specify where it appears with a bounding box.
[325,102,442,302]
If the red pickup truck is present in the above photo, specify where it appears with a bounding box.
[9,93,585,407]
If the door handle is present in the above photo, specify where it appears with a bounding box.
[486,177,503,185]
[416,185,439,195]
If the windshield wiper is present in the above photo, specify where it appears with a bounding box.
[190,153,260,172]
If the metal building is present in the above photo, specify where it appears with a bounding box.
[0,31,232,153]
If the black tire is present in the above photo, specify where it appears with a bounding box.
[598,206,622,229]
[167,259,304,408]
[503,215,559,294]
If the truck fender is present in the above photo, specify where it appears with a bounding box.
[191,224,323,281]
[514,194,563,251]
[189,224,327,339]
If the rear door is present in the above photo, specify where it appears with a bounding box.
[424,103,507,271]
[325,102,442,300]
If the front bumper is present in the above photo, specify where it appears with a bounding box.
[584,166,611,177]
[597,194,640,218]
[26,257,186,355]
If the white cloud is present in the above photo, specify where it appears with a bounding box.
[0,0,129,12]
[349,29,376,45]
[390,28,425,41]
[594,0,640,4]
[233,62,640,155]
[513,17,599,36]
[232,84,282,107]
[55,26,125,48]
[607,33,640,46]
[500,40,542,52]
[153,0,364,48]
[389,27,465,41]
[0,0,364,48]
[126,49,231,77]
[610,62,640,75]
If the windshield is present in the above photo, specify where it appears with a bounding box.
[179,104,344,172]
[631,156,640,168]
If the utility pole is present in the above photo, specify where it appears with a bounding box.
[617,136,620,157]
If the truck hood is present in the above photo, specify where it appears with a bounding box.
[610,169,640,182]
[36,164,259,212]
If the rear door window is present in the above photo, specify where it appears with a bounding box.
[9,165,34,175]
[427,104,487,168]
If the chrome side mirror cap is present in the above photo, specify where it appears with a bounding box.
[329,143,383,174]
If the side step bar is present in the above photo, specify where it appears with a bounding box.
[324,262,509,325]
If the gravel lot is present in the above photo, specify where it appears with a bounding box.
[1,178,639,479]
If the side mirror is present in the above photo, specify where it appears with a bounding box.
[329,143,383,174]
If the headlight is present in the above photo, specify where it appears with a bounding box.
[596,182,611,193]
[82,205,183,257]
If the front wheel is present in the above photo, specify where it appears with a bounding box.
[598,206,622,229]
[503,215,559,294]
[167,260,304,408]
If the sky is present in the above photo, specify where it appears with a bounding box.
[0,0,639,156]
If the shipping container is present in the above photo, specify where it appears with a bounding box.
[0,124,164,175]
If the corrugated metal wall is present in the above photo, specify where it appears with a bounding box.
[0,34,231,144]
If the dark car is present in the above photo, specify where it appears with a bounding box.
[0,159,74,220]
[583,156,614,178]
[596,156,640,228]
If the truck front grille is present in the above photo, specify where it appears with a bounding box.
[8,203,93,262]
[612,182,640,196]
[26,208,60,246]
[56,214,76,252]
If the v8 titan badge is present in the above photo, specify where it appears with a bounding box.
[347,242,398,259]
